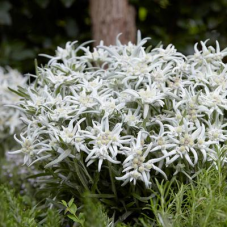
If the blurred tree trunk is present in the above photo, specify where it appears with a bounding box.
[90,0,136,46]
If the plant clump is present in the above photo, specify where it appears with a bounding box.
[10,33,227,192]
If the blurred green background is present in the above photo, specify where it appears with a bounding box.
[0,0,226,74]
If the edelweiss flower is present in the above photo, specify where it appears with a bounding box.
[123,106,142,127]
[97,96,125,117]
[166,121,211,167]
[200,86,227,115]
[9,129,48,165]
[117,132,167,187]
[64,88,98,115]
[81,117,131,171]
[204,115,227,143]
[124,83,165,118]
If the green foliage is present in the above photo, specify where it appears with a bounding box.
[33,154,158,225]
[82,193,110,227]
[139,165,227,227]
[42,209,62,227]
[1,156,226,227]
[0,185,37,227]
[29,147,227,226]
[61,195,110,226]
[61,198,85,226]
[109,147,227,226]
[0,152,63,226]
[0,185,61,227]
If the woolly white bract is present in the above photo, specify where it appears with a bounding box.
[10,33,227,188]
[0,67,27,139]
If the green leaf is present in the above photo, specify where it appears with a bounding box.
[44,149,71,168]
[108,162,117,198]
[26,172,51,179]
[115,211,133,224]
[100,199,116,206]
[54,84,62,95]
[155,41,162,48]
[74,160,89,190]
[8,87,29,99]
[87,194,115,199]
[78,213,85,224]
[68,198,74,207]
[146,45,153,53]
[126,201,135,208]
[91,171,100,193]
[69,204,77,215]
[67,214,78,222]
[131,193,154,202]
[61,200,67,207]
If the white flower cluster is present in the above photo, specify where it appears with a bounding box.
[10,34,227,188]
[0,67,27,139]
